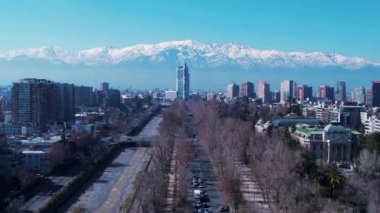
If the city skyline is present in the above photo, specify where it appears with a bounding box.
[1,1,379,212]
[0,1,379,90]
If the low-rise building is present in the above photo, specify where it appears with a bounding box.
[22,150,46,171]
[361,111,380,134]
[164,90,177,101]
[292,122,358,165]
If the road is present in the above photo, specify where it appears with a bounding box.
[21,176,72,212]
[188,138,227,212]
[63,115,162,213]
[186,111,227,212]
[66,148,150,212]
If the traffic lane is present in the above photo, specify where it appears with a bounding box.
[189,142,227,212]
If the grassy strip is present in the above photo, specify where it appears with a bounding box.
[119,171,143,211]
[38,145,122,213]
[120,155,152,213]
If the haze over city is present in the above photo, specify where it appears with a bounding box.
[0,0,379,90]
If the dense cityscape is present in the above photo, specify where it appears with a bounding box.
[0,61,379,212]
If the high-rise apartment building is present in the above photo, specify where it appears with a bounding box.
[257,81,271,103]
[317,86,335,101]
[176,62,190,100]
[100,82,109,92]
[366,88,373,107]
[372,81,380,107]
[239,81,254,98]
[335,81,347,102]
[297,85,313,101]
[226,83,239,99]
[272,91,281,103]
[106,89,121,107]
[280,80,294,103]
[12,79,60,131]
[58,83,75,122]
[74,86,93,107]
[352,87,366,104]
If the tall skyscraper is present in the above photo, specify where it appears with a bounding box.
[226,83,239,99]
[297,85,313,101]
[280,80,294,103]
[372,81,380,107]
[257,81,271,103]
[100,82,109,92]
[176,62,190,100]
[239,81,254,98]
[352,87,366,104]
[12,78,60,131]
[335,81,347,102]
[317,86,335,101]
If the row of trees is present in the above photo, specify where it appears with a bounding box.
[190,101,244,209]
[135,101,190,212]
[191,99,380,212]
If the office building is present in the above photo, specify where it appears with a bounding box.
[240,81,254,98]
[352,87,366,104]
[12,78,60,131]
[257,81,271,103]
[372,81,380,107]
[366,88,373,107]
[176,62,190,100]
[335,81,347,102]
[280,80,294,103]
[226,83,239,99]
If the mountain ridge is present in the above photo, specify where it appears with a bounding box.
[0,40,379,69]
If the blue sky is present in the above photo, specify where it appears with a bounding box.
[0,0,379,60]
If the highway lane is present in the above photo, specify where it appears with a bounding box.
[67,148,150,212]
[64,115,162,212]
[189,139,227,212]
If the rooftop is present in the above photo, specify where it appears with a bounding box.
[22,150,46,154]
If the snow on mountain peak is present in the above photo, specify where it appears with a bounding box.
[0,40,378,69]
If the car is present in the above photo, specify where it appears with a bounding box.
[193,201,202,209]
[198,208,212,213]
[218,205,230,212]
[200,195,209,203]
[202,203,210,208]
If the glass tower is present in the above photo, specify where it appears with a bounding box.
[176,62,190,100]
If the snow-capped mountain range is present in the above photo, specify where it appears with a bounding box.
[0,40,379,69]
